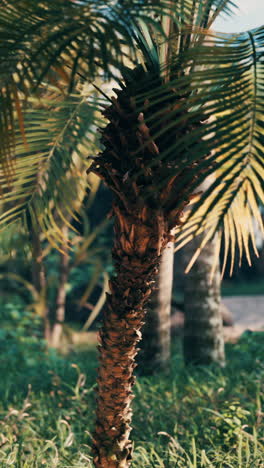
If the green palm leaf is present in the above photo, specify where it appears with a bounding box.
[0,87,104,248]
[156,27,264,270]
[108,21,263,270]
[0,0,169,170]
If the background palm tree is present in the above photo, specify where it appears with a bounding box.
[183,231,225,366]
[0,1,264,467]
[138,236,174,375]
[181,177,225,366]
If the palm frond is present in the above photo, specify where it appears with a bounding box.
[0,0,170,170]
[195,0,237,29]
[108,24,264,269]
[0,1,263,268]
[0,87,105,249]
[0,0,237,169]
[159,27,264,270]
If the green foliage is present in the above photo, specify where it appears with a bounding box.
[0,299,47,390]
[222,279,264,296]
[0,184,112,329]
[0,0,169,182]
[0,88,104,248]
[0,330,263,466]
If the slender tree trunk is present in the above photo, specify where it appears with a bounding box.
[31,225,50,341]
[138,234,174,374]
[49,226,69,348]
[183,234,225,366]
[93,204,171,468]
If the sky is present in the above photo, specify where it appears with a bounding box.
[214,0,263,32]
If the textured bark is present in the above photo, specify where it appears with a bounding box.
[183,234,225,366]
[93,205,170,467]
[138,235,174,375]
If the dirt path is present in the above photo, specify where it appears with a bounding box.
[222,295,264,341]
[223,296,264,328]
[171,295,264,342]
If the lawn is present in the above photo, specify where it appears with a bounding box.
[221,280,264,297]
[0,308,263,467]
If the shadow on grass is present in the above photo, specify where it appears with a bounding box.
[0,330,263,466]
[0,336,98,403]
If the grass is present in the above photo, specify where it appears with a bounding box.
[221,279,264,296]
[0,328,264,468]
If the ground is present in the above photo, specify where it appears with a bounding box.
[223,295,264,342]
[171,295,264,342]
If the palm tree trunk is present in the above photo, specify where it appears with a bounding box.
[138,234,174,375]
[93,203,170,468]
[183,234,225,366]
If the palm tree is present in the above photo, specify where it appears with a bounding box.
[181,177,225,366]
[89,24,264,468]
[183,230,225,365]
[0,1,264,467]
[89,13,264,468]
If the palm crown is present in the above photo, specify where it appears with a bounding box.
[0,0,263,270]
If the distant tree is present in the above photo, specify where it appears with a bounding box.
[181,177,225,366]
[183,232,225,366]
[49,226,69,348]
[138,235,174,375]
[30,224,50,341]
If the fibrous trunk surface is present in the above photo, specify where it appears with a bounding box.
[93,205,170,467]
